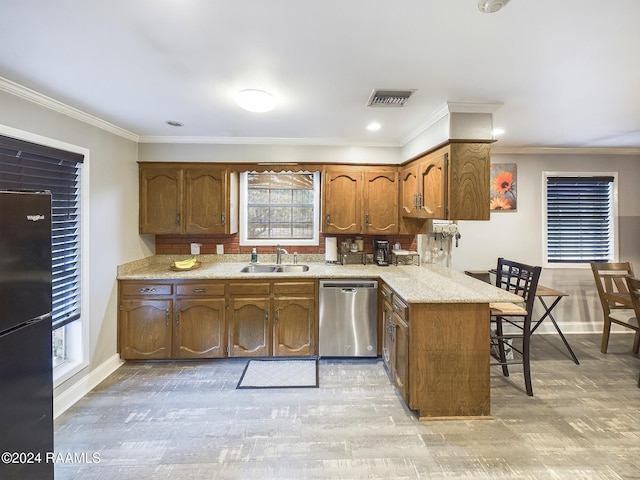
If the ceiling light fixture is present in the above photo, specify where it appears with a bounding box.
[493,127,505,137]
[166,120,184,127]
[367,122,382,132]
[235,89,276,113]
[478,0,510,13]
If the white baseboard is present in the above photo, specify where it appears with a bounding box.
[53,354,124,418]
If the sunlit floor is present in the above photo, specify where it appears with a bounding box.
[54,333,640,479]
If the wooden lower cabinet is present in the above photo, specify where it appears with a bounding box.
[120,298,173,360]
[379,281,490,419]
[227,280,317,357]
[175,298,226,359]
[228,296,271,357]
[274,297,316,356]
[392,296,409,404]
[408,302,490,419]
[119,278,317,360]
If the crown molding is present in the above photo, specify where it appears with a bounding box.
[491,145,640,156]
[0,77,139,142]
[137,135,400,148]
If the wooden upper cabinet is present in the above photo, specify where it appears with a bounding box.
[184,168,227,234]
[323,167,362,234]
[139,166,183,234]
[418,150,446,219]
[139,163,238,234]
[447,143,491,221]
[364,169,398,235]
[399,142,490,222]
[323,166,399,235]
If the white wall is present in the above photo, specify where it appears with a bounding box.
[0,89,151,412]
[452,152,640,335]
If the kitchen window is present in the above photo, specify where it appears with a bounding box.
[0,132,88,383]
[239,171,320,246]
[543,173,617,266]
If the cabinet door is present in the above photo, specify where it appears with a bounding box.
[175,298,226,359]
[120,299,172,359]
[394,314,409,404]
[448,143,490,220]
[381,296,394,375]
[323,168,362,234]
[228,297,271,357]
[418,150,446,219]
[399,164,419,217]
[364,169,398,234]
[274,297,316,357]
[139,166,183,234]
[184,168,227,234]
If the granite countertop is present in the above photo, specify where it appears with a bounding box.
[117,254,522,304]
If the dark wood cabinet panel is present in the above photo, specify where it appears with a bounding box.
[175,298,226,359]
[120,299,172,359]
[228,297,271,357]
[139,163,237,235]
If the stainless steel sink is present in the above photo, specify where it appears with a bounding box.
[240,265,279,273]
[240,264,309,273]
[276,264,309,273]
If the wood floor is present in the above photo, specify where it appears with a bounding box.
[54,333,640,479]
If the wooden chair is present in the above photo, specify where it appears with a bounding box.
[623,276,640,387]
[590,262,639,354]
[490,258,542,396]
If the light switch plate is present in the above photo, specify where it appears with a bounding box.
[216,244,224,254]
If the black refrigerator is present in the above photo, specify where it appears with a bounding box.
[0,190,54,480]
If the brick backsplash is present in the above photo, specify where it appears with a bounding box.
[155,233,418,255]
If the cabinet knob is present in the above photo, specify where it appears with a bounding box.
[325,213,331,226]
[221,212,225,226]
[176,213,181,225]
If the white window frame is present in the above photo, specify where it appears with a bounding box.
[239,171,321,247]
[0,125,90,386]
[542,171,618,269]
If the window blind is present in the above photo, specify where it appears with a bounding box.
[0,135,83,329]
[546,176,614,263]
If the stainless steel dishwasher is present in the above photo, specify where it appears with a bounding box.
[318,279,378,357]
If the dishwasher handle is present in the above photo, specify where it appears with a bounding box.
[341,288,357,293]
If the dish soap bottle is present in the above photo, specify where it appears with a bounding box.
[250,248,258,264]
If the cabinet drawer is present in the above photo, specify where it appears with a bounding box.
[121,282,173,297]
[381,283,393,302]
[176,283,225,296]
[392,296,408,321]
[229,282,271,296]
[273,281,315,296]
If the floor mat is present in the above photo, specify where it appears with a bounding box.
[236,358,318,389]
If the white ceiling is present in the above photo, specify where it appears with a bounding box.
[1,0,640,149]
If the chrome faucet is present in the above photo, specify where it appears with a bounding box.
[276,246,289,264]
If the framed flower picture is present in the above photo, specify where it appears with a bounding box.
[490,163,517,211]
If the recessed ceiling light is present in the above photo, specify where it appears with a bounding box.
[493,127,505,137]
[166,120,184,127]
[367,122,382,131]
[236,89,276,112]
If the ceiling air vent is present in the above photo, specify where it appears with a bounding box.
[367,89,416,107]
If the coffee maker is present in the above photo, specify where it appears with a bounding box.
[372,240,390,266]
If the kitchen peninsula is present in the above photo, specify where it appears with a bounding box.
[117,255,521,419]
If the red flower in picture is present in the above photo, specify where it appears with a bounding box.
[492,171,514,194]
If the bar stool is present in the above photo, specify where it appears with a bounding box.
[490,258,542,396]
